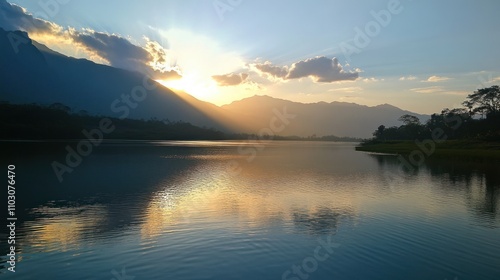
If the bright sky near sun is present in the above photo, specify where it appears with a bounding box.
[4,0,500,114]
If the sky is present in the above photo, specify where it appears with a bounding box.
[2,0,500,114]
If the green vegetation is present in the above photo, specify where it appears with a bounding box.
[357,86,500,158]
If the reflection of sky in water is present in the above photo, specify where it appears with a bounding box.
[1,141,499,279]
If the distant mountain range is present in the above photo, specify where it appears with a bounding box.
[222,96,429,138]
[0,28,428,138]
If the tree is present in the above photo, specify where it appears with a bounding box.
[398,114,420,126]
[463,85,500,118]
[373,125,385,139]
[441,108,470,118]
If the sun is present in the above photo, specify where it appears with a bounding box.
[151,28,248,105]
[157,73,220,102]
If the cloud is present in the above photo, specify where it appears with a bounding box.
[70,29,148,69]
[411,86,444,94]
[69,31,182,80]
[287,57,359,82]
[399,75,417,81]
[411,86,466,95]
[143,38,181,80]
[253,61,289,79]
[253,56,359,83]
[0,0,62,34]
[212,73,249,86]
[70,30,181,80]
[0,0,181,80]
[424,75,452,82]
[328,87,363,93]
[362,77,383,83]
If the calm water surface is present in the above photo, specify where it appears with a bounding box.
[1,141,499,279]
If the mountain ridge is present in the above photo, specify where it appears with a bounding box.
[0,28,238,132]
[224,94,410,111]
[0,28,429,138]
[222,95,429,138]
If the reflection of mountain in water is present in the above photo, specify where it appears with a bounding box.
[0,141,213,254]
[369,154,500,228]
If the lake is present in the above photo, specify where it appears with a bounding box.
[1,141,499,280]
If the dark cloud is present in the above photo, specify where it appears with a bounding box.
[253,56,359,83]
[253,61,288,79]
[71,31,181,80]
[71,30,150,70]
[288,57,359,82]
[0,0,61,33]
[212,73,249,86]
[0,0,181,80]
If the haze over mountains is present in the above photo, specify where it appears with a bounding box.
[223,96,428,138]
[1,28,428,138]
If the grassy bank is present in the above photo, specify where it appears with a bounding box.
[356,140,500,159]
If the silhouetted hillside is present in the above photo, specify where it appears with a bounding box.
[0,28,234,132]
[0,103,225,140]
[0,103,364,141]
[223,95,429,138]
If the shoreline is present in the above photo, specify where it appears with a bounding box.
[356,140,500,160]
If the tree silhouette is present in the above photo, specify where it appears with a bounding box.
[368,86,500,142]
[398,114,420,125]
[463,85,500,118]
[373,125,386,139]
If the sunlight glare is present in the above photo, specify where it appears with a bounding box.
[157,73,219,102]
[153,28,247,103]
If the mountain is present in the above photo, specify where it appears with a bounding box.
[223,96,429,138]
[0,28,428,139]
[0,28,235,131]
